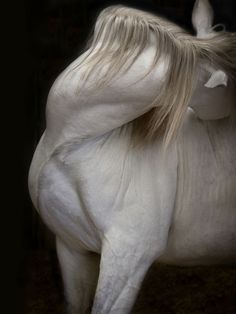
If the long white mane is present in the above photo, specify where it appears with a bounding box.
[70,5,236,145]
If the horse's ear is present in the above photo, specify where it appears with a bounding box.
[192,0,214,38]
[204,70,228,88]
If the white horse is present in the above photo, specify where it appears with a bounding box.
[28,0,236,313]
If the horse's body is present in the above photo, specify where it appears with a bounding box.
[28,1,236,313]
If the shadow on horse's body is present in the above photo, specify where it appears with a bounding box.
[29,1,236,313]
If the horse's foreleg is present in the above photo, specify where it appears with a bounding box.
[91,227,165,314]
[56,238,100,314]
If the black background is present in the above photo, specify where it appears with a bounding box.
[2,1,235,313]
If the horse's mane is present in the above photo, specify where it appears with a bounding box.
[72,5,236,146]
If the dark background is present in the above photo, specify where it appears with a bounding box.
[3,0,235,313]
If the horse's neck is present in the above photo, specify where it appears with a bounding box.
[44,48,168,150]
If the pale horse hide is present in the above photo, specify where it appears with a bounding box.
[28,1,236,313]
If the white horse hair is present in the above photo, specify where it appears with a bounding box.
[28,0,236,313]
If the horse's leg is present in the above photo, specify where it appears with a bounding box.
[91,224,167,314]
[56,238,100,314]
[90,152,178,313]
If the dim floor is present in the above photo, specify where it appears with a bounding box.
[26,250,236,314]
